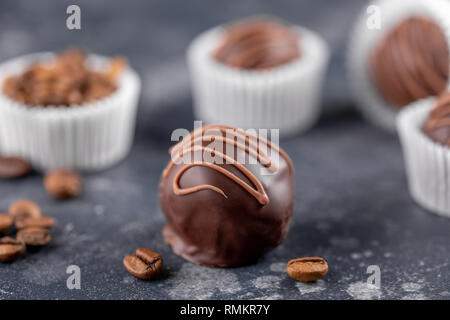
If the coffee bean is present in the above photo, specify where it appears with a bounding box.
[0,214,13,233]
[123,248,163,280]
[0,237,25,262]
[15,216,55,230]
[8,200,42,221]
[17,227,51,247]
[286,257,328,282]
[0,156,32,179]
[44,168,82,199]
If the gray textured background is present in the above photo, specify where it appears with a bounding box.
[0,0,449,300]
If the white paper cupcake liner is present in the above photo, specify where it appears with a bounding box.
[397,97,450,217]
[348,0,450,131]
[187,18,330,137]
[0,53,141,171]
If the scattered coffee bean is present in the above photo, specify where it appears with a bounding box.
[8,200,42,222]
[15,216,55,230]
[44,168,82,199]
[0,156,32,179]
[0,214,13,233]
[17,227,51,247]
[123,248,163,280]
[0,237,25,262]
[286,257,328,282]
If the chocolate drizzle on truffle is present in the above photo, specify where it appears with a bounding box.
[370,16,449,108]
[159,124,294,267]
[423,91,450,146]
[163,124,292,206]
[213,19,301,70]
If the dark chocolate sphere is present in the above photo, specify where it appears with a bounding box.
[370,16,449,109]
[159,125,294,267]
[213,19,301,70]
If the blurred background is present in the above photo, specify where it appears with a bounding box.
[0,0,369,140]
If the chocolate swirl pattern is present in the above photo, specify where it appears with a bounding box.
[423,91,450,146]
[213,19,301,70]
[370,16,449,109]
[159,124,294,267]
[163,124,293,206]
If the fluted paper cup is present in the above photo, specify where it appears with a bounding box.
[187,19,329,137]
[348,0,450,131]
[0,53,141,171]
[397,97,450,217]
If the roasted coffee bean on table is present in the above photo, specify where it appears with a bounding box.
[15,216,55,230]
[17,227,51,247]
[123,248,163,280]
[0,214,13,233]
[0,236,26,262]
[8,199,42,222]
[286,257,328,282]
[44,168,82,199]
[0,156,32,179]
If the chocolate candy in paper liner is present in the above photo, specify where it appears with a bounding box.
[348,0,450,131]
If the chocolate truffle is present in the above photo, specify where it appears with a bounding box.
[370,16,449,109]
[159,125,294,267]
[422,91,450,146]
[213,19,301,70]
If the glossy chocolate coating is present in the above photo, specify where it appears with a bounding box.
[423,91,450,146]
[159,125,294,267]
[370,16,449,109]
[213,19,301,70]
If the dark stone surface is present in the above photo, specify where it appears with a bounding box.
[0,0,449,300]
